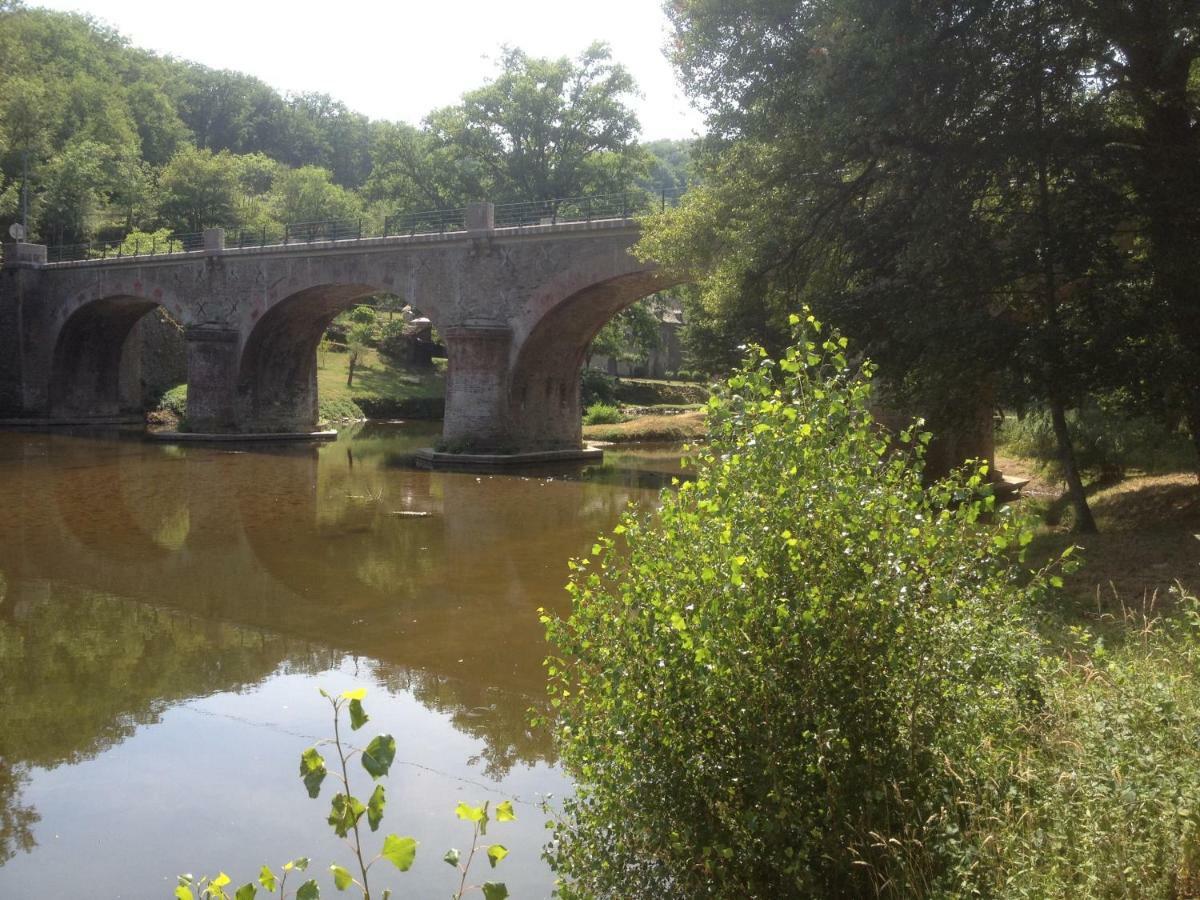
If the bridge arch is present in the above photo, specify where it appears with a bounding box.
[236,281,448,433]
[48,283,187,419]
[507,253,686,450]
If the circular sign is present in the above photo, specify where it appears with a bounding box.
[8,223,26,241]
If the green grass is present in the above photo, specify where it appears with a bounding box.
[317,347,444,407]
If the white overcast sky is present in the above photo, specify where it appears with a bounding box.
[32,0,707,140]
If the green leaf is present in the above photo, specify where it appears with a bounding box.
[174,888,194,900]
[330,865,354,891]
[212,874,232,889]
[361,734,396,779]
[494,800,516,822]
[381,835,418,871]
[258,865,278,892]
[455,802,486,822]
[327,793,367,838]
[284,857,310,872]
[443,848,461,867]
[299,747,327,799]
[235,884,257,900]
[487,844,509,868]
[295,880,320,900]
[367,784,386,832]
[348,698,369,731]
[481,882,509,900]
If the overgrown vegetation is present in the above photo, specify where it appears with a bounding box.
[998,406,1196,479]
[545,320,1062,896]
[546,323,1200,897]
[581,403,623,426]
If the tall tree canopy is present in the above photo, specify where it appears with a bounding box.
[425,43,647,202]
[644,0,1200,524]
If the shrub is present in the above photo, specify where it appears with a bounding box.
[582,403,623,426]
[544,318,1052,898]
[580,368,617,407]
[157,383,187,417]
[378,320,409,363]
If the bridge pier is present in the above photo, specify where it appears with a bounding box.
[442,325,514,451]
[184,327,239,432]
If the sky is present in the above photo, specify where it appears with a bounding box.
[33,0,708,141]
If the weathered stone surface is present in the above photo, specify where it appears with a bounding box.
[0,221,677,447]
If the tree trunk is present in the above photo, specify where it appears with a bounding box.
[1049,395,1097,534]
[347,352,356,388]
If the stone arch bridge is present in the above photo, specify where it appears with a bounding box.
[0,202,681,451]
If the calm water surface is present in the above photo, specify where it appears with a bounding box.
[0,424,687,899]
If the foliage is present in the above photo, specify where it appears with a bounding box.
[0,5,663,249]
[962,586,1200,898]
[425,43,645,203]
[177,689,513,900]
[586,298,661,370]
[317,396,364,426]
[157,383,188,418]
[998,406,1197,479]
[157,145,242,233]
[544,319,1058,897]
[581,403,622,426]
[269,165,364,226]
[579,369,617,408]
[647,0,1200,519]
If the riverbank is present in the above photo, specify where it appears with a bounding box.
[1002,452,1200,610]
[584,409,706,443]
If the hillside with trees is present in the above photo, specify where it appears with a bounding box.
[0,1,693,247]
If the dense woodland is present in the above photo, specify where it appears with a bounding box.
[646,0,1200,531]
[0,2,690,247]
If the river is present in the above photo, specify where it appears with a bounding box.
[0,425,687,899]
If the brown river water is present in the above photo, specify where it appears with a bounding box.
[0,424,687,899]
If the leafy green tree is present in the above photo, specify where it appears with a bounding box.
[34,138,112,243]
[646,0,1135,529]
[269,164,364,226]
[586,297,661,370]
[425,43,645,203]
[157,145,242,232]
[545,321,1056,897]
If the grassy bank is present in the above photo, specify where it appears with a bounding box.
[584,409,707,443]
[316,348,443,423]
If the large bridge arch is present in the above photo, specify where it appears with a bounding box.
[48,282,187,419]
[507,253,685,450]
[235,279,450,433]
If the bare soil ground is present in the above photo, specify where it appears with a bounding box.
[999,453,1200,612]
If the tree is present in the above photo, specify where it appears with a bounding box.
[1075,2,1200,472]
[425,43,646,203]
[157,145,241,232]
[268,164,364,226]
[645,0,1141,529]
[586,297,662,370]
[545,324,1052,896]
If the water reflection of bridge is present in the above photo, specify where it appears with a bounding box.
[0,429,669,814]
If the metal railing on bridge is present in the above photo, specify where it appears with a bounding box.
[34,187,687,265]
[45,232,205,263]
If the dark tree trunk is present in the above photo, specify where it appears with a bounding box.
[1049,394,1097,534]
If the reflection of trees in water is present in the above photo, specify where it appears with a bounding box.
[0,763,37,866]
[371,663,555,781]
[0,580,339,861]
[0,584,331,768]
